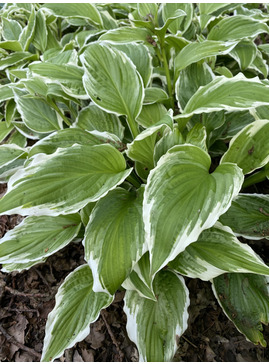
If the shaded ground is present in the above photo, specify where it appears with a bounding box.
[0,182,269,362]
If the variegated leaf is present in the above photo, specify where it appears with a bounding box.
[41,265,113,362]
[169,223,269,280]
[124,269,189,362]
[212,273,269,347]
[144,144,244,277]
[0,144,131,216]
[83,187,145,294]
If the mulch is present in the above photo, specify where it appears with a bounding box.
[0,181,269,362]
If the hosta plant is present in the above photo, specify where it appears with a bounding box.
[0,2,269,361]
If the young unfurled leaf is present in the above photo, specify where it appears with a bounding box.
[84,187,145,294]
[144,144,244,277]
[208,15,269,41]
[219,194,269,240]
[212,273,269,347]
[169,223,269,280]
[81,42,143,136]
[124,269,189,362]
[0,144,132,216]
[0,214,81,270]
[41,265,113,362]
[221,119,269,174]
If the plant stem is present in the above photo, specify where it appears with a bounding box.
[126,174,141,188]
[127,113,139,138]
[47,98,72,127]
[242,169,268,189]
[156,35,174,110]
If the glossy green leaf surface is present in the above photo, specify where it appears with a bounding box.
[0,144,26,168]
[0,52,38,70]
[41,265,113,362]
[136,103,167,128]
[0,214,81,269]
[229,40,257,70]
[126,110,173,169]
[29,62,86,99]
[42,3,102,26]
[143,87,169,105]
[110,43,153,87]
[174,40,237,76]
[75,104,124,140]
[153,126,184,165]
[208,15,269,41]
[2,18,22,41]
[169,223,269,280]
[28,128,106,157]
[162,3,193,34]
[144,144,244,277]
[81,42,143,134]
[219,194,269,240]
[124,269,189,362]
[84,187,145,294]
[180,74,269,118]
[0,144,131,216]
[13,88,60,133]
[99,27,152,43]
[175,62,214,111]
[221,119,269,174]
[213,273,269,347]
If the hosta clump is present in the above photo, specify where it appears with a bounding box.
[0,2,269,361]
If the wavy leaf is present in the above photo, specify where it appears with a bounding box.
[212,273,269,347]
[0,144,131,216]
[221,119,269,174]
[84,187,145,294]
[144,144,244,277]
[219,194,269,240]
[169,223,269,280]
[0,214,81,268]
[41,265,113,362]
[124,269,189,362]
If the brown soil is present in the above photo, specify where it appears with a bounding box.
[0,182,269,362]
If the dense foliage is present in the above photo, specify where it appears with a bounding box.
[0,3,269,361]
